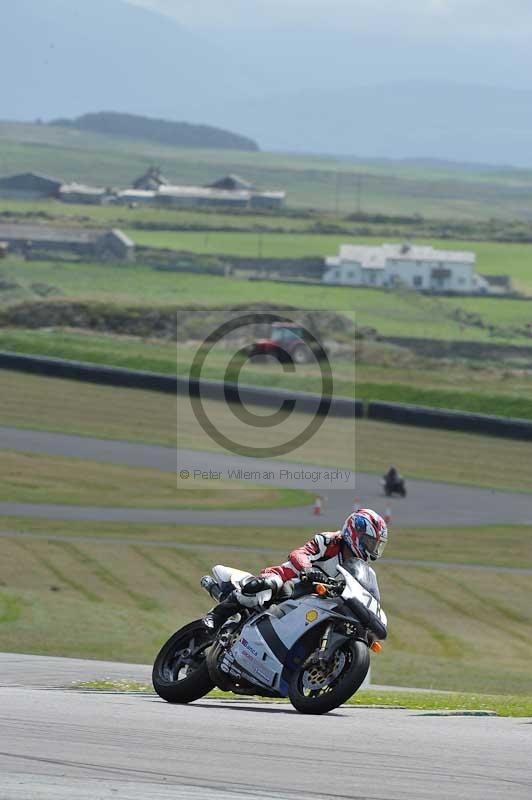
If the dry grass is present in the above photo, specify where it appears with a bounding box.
[0,370,176,445]
[176,392,532,493]
[0,450,310,510]
[1,517,530,567]
[0,520,531,693]
[387,525,532,569]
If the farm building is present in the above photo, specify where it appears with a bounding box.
[157,185,286,209]
[133,167,170,191]
[0,224,135,261]
[116,189,157,205]
[208,174,255,191]
[323,243,493,294]
[482,274,514,295]
[249,191,286,209]
[58,183,112,205]
[0,165,290,209]
[0,172,63,199]
[208,175,286,208]
[157,185,250,208]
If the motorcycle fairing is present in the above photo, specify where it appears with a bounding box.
[338,565,387,628]
[227,595,341,697]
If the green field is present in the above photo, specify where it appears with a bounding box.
[3,121,532,219]
[1,329,531,421]
[128,229,532,292]
[4,198,532,250]
[2,372,531,492]
[0,518,531,694]
[2,253,532,428]
[132,229,532,267]
[2,258,532,343]
[0,198,317,232]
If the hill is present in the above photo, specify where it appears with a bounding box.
[49,112,258,152]
[1,0,261,124]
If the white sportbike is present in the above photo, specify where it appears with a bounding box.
[152,558,387,715]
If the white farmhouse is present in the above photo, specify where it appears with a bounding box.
[323,243,491,294]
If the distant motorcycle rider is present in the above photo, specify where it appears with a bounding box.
[203,507,388,631]
[383,465,406,497]
[384,466,400,489]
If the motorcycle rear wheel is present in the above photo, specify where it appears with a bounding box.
[152,620,214,703]
[288,640,369,715]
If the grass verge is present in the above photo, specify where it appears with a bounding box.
[2,329,532,420]
[0,451,312,510]
[71,680,532,717]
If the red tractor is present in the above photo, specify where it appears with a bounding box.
[246,322,325,364]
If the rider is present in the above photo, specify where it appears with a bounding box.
[203,507,388,630]
[384,466,400,490]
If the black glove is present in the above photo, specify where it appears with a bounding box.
[301,567,325,583]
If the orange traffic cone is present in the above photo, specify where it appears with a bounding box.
[313,496,322,515]
[384,507,392,525]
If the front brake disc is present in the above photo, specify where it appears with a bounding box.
[301,650,346,691]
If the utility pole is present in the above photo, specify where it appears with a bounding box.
[334,170,340,218]
[356,174,363,215]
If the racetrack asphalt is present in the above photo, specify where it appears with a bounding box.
[1,426,532,528]
[1,654,531,800]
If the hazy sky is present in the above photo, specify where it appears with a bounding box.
[4,0,532,161]
[128,0,532,38]
[125,0,532,94]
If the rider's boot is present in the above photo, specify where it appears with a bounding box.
[203,594,241,632]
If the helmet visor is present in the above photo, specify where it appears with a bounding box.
[360,533,386,559]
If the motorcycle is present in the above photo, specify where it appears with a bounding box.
[152,558,387,715]
[381,476,407,497]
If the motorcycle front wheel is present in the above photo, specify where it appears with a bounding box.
[152,620,215,703]
[288,639,370,715]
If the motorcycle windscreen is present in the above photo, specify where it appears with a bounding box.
[342,557,380,601]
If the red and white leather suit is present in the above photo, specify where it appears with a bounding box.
[260,531,346,590]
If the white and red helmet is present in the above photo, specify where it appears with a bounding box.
[341,508,388,562]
